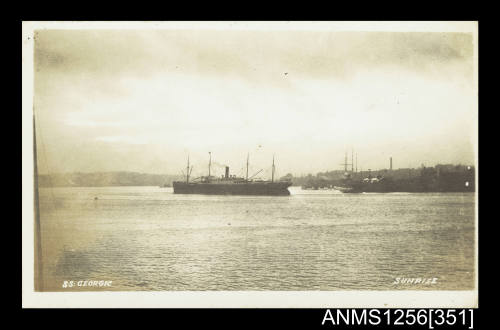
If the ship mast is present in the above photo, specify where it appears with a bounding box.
[342,152,348,172]
[271,155,275,183]
[246,153,249,181]
[340,151,352,173]
[351,148,354,173]
[208,152,211,180]
[186,155,190,183]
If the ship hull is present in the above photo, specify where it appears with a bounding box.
[173,181,292,196]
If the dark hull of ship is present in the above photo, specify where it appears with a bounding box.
[173,181,292,196]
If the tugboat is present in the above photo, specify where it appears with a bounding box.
[172,153,292,196]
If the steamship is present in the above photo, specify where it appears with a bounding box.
[172,153,292,196]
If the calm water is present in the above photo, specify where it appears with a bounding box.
[37,186,475,291]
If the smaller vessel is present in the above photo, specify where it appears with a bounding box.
[333,186,354,193]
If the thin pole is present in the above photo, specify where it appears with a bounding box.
[186,155,190,183]
[208,152,211,178]
[351,148,354,173]
[246,153,249,181]
[33,115,43,291]
[272,155,275,183]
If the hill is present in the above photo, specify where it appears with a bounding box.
[38,172,182,187]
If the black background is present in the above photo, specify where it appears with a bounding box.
[15,4,489,329]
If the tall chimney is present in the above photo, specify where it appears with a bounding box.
[390,157,393,171]
[225,166,229,179]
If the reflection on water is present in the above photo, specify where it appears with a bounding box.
[37,186,475,291]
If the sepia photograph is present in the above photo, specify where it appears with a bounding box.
[22,21,478,308]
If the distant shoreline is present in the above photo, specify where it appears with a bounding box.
[38,185,475,192]
[38,163,475,193]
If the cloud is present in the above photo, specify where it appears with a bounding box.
[35,30,473,82]
[33,29,476,175]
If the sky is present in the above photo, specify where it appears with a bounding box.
[33,27,476,178]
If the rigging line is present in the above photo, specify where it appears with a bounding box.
[248,169,263,180]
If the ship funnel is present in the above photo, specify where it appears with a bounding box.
[225,166,229,179]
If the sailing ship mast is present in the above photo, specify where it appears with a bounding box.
[341,152,349,172]
[351,148,354,173]
[340,151,353,173]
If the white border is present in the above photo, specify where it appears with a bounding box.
[23,291,477,308]
[22,21,478,308]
